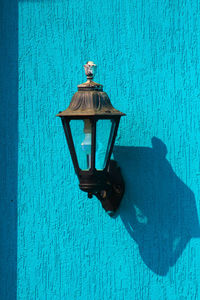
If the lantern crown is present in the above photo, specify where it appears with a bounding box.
[57,61,125,118]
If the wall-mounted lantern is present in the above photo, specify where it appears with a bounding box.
[57,62,126,216]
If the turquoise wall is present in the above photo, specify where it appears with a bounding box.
[1,0,200,299]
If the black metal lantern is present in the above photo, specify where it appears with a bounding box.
[57,61,126,216]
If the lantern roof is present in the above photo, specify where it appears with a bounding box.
[57,61,125,117]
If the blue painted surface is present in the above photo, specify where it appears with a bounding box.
[0,1,18,299]
[2,0,200,299]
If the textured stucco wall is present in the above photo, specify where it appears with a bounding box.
[2,0,200,299]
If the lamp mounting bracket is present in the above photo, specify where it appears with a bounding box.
[89,160,125,217]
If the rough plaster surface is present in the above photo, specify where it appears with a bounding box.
[2,0,200,299]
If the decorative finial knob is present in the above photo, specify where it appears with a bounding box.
[84,61,97,80]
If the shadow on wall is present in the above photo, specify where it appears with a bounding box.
[114,138,200,276]
[0,0,18,299]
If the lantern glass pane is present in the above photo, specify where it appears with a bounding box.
[96,119,115,170]
[70,119,92,170]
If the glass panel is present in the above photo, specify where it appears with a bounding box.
[96,119,114,170]
[62,118,79,173]
[70,119,92,170]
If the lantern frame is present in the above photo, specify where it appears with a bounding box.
[57,62,126,216]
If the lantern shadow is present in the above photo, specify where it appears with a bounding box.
[0,0,18,299]
[114,138,200,276]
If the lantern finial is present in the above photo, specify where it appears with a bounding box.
[84,61,97,80]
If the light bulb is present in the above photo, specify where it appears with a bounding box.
[81,120,92,168]
[81,132,92,154]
